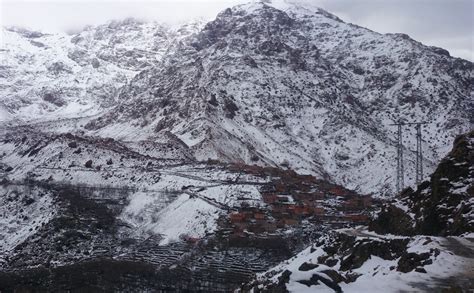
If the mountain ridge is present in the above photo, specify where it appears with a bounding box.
[1,1,473,196]
[0,2,473,291]
[86,1,472,195]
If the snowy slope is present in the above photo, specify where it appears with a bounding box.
[0,185,57,254]
[121,192,220,245]
[84,0,473,195]
[370,130,474,236]
[246,230,474,292]
[0,20,203,123]
[0,128,266,250]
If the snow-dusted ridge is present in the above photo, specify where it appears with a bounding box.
[0,2,473,289]
[0,19,205,124]
[81,0,472,195]
[1,1,473,195]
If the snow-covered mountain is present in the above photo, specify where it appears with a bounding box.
[0,19,204,123]
[83,0,472,195]
[0,0,473,291]
[1,0,472,195]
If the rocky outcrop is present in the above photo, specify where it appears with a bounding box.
[242,232,449,292]
[370,130,474,236]
[0,19,203,122]
[243,130,473,292]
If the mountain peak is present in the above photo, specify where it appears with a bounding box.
[261,0,343,21]
[1,0,471,198]
[225,0,342,23]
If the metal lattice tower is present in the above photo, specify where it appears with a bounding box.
[415,124,422,185]
[413,122,428,185]
[391,120,428,194]
[393,122,405,193]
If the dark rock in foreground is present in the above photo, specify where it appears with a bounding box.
[370,130,474,236]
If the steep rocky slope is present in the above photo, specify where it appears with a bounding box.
[0,19,203,123]
[370,130,474,236]
[244,130,474,292]
[243,230,474,292]
[84,0,473,195]
[1,1,472,291]
[0,125,376,291]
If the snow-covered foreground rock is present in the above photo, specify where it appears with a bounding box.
[243,130,474,292]
[244,229,474,292]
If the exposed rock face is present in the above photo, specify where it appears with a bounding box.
[370,203,416,235]
[1,1,472,195]
[242,131,473,292]
[370,130,474,236]
[322,234,409,271]
[84,1,472,195]
[0,19,204,122]
[41,90,66,107]
[397,252,433,273]
[242,231,457,292]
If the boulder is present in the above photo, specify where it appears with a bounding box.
[84,160,93,168]
[298,262,318,271]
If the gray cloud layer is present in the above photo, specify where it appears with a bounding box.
[1,0,472,60]
[318,0,473,61]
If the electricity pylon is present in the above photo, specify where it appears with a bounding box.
[413,122,427,185]
[390,120,428,194]
[390,121,405,194]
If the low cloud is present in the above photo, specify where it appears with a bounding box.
[1,0,472,60]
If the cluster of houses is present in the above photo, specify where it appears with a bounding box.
[222,164,374,238]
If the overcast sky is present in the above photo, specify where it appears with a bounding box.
[0,0,472,61]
